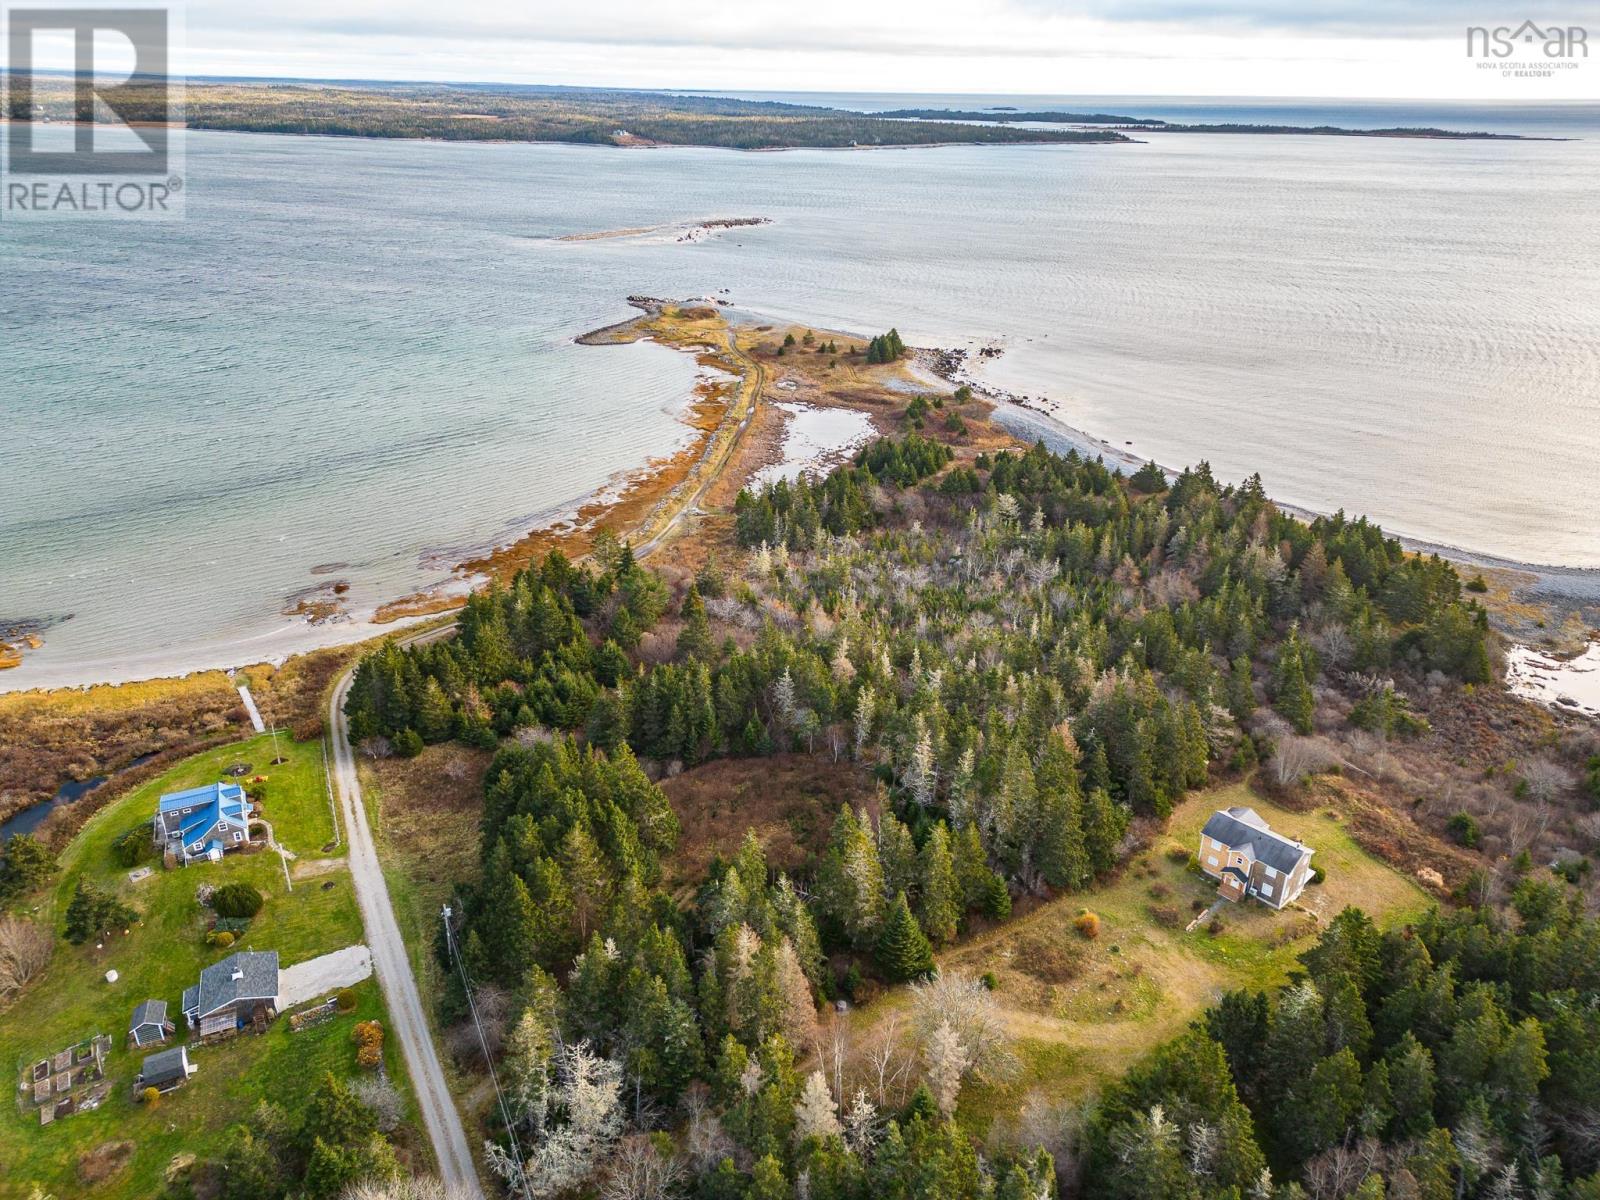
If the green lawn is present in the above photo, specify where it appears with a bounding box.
[929,781,1433,1135]
[0,734,411,1200]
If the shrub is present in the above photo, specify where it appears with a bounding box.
[1148,882,1172,900]
[142,1086,160,1107]
[335,988,358,1013]
[393,729,424,758]
[352,1020,384,1049]
[1165,844,1191,864]
[980,972,998,991]
[1555,857,1591,885]
[1309,865,1326,885]
[1074,911,1101,940]
[211,882,264,919]
[1465,574,1489,593]
[842,964,863,1003]
[357,1043,382,1070]
[1208,918,1226,937]
[207,930,235,949]
[1148,905,1183,929]
[291,715,325,742]
[1446,811,1481,849]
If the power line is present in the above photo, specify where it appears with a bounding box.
[442,903,533,1200]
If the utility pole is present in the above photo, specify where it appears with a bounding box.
[443,904,533,1200]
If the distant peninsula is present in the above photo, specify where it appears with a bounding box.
[14,77,1547,147]
[874,107,1537,139]
[21,79,1130,149]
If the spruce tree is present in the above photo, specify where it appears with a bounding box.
[877,811,918,903]
[676,584,713,661]
[816,807,885,949]
[1036,731,1089,891]
[916,825,960,945]
[1274,634,1316,735]
[1081,787,1126,877]
[876,891,935,982]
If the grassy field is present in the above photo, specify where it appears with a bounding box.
[895,782,1433,1136]
[357,744,490,1164]
[0,733,414,1200]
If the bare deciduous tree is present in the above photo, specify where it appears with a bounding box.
[599,1133,684,1200]
[341,1178,475,1200]
[864,1011,916,1107]
[349,1076,404,1133]
[910,971,1015,1082]
[1302,1138,1385,1200]
[1522,757,1575,805]
[923,1021,971,1116]
[358,736,392,761]
[1269,735,1336,788]
[682,1083,735,1172]
[0,917,52,1007]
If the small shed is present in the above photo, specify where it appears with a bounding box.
[137,1045,196,1093]
[129,999,174,1048]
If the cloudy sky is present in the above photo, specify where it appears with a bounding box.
[42,1,1600,97]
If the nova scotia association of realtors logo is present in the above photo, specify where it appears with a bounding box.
[2,5,185,218]
[1467,19,1589,77]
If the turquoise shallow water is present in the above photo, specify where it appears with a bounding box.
[3,103,1599,687]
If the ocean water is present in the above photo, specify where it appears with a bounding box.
[4,98,1599,689]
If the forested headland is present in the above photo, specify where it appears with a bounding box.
[10,79,1131,149]
[324,416,1593,1200]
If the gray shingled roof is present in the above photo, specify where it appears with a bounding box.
[1201,807,1310,874]
[130,999,167,1031]
[189,950,279,1019]
[139,1046,190,1086]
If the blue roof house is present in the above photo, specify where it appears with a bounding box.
[156,782,254,865]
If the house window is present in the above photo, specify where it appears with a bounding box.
[1206,855,1219,867]
[1262,883,1274,898]
[1262,865,1277,878]
[232,832,243,843]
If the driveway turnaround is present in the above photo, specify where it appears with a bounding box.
[277,944,373,1010]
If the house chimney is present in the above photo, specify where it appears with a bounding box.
[231,969,244,982]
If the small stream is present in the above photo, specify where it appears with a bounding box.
[0,752,157,842]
